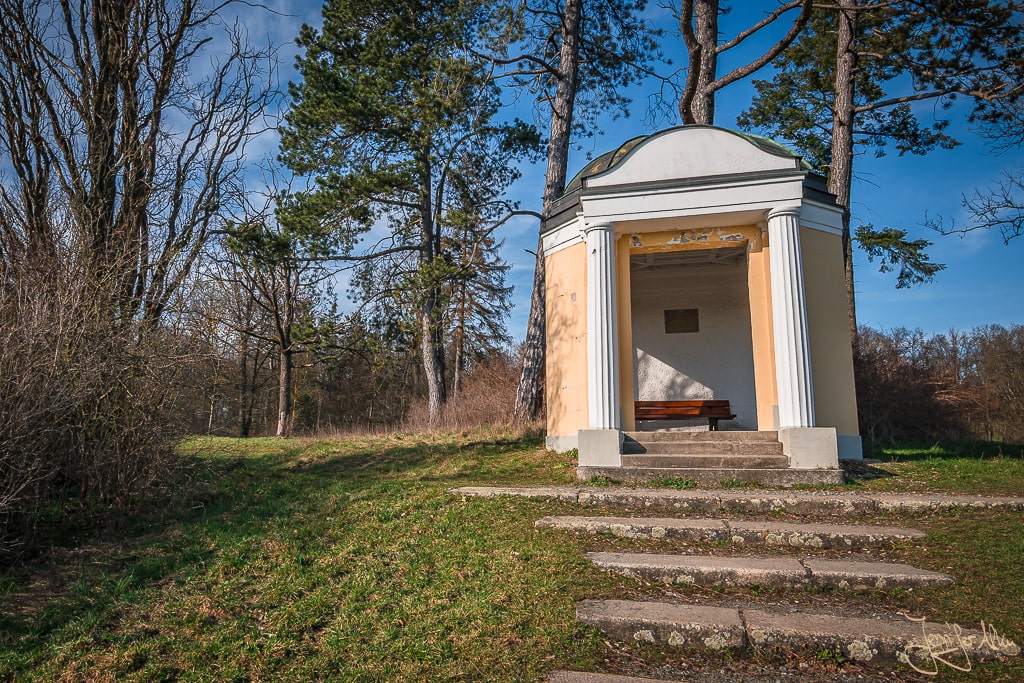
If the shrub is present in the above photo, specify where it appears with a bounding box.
[0,264,186,562]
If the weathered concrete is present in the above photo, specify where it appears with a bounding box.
[576,466,844,486]
[725,519,924,549]
[623,440,784,455]
[577,599,745,649]
[587,552,808,587]
[779,426,838,469]
[587,552,953,590]
[549,672,679,683]
[449,486,1024,514]
[576,488,724,513]
[619,454,790,469]
[625,430,779,442]
[536,516,729,542]
[744,608,1019,667]
[578,600,1021,669]
[802,559,955,590]
[579,429,623,468]
[451,486,583,502]
[537,515,923,548]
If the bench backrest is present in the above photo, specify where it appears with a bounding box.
[634,400,734,419]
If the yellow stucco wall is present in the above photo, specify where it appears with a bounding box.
[545,241,589,439]
[801,227,860,435]
[747,235,778,430]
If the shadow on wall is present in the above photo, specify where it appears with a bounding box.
[630,260,757,430]
[545,253,588,439]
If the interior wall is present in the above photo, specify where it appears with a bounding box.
[631,259,758,430]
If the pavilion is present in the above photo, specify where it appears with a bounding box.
[542,126,861,480]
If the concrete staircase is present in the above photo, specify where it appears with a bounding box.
[577,431,843,486]
[449,486,1023,680]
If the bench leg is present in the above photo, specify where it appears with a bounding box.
[709,418,719,431]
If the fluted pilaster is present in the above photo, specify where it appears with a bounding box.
[768,206,815,428]
[584,222,620,429]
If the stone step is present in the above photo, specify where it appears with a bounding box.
[535,516,925,548]
[577,466,844,486]
[577,599,1021,668]
[619,454,790,469]
[587,552,955,589]
[450,486,1024,514]
[625,430,778,443]
[622,440,784,455]
[549,672,680,683]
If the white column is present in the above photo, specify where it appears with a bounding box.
[767,206,815,428]
[584,222,620,430]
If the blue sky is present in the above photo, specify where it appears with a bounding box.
[256,1,1024,341]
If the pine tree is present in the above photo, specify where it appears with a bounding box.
[738,0,1022,341]
[280,0,538,424]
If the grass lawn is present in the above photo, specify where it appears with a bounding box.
[1,433,1022,681]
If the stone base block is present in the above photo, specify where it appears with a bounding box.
[577,429,622,468]
[779,426,838,469]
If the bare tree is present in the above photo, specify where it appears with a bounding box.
[676,0,814,124]
[934,94,1024,244]
[956,171,1024,244]
[0,0,276,322]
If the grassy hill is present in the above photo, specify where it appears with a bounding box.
[1,433,1022,681]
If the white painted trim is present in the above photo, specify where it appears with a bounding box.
[580,176,807,225]
[542,214,585,255]
[800,199,844,235]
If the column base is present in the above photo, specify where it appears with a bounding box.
[779,427,838,469]
[578,429,622,468]
[545,433,579,453]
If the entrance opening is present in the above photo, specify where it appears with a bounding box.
[630,246,758,430]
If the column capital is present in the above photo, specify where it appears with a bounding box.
[767,206,801,221]
[582,221,615,237]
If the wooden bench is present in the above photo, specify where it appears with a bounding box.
[634,400,736,431]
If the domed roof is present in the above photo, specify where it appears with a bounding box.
[563,134,651,197]
[560,126,813,201]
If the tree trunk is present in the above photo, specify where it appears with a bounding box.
[238,325,252,437]
[690,0,719,125]
[418,147,446,425]
[830,0,859,348]
[513,0,583,422]
[276,345,292,437]
[421,294,447,424]
[679,0,719,125]
[514,234,547,421]
[207,394,216,434]
[452,297,465,396]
